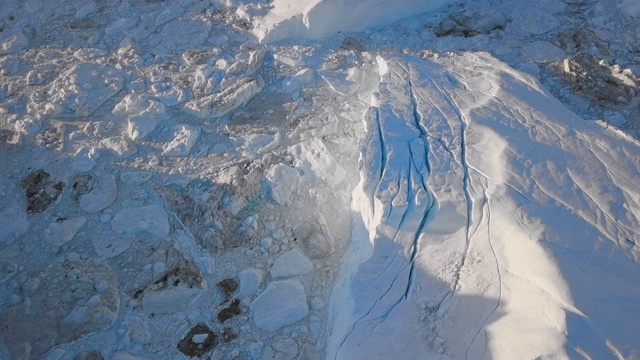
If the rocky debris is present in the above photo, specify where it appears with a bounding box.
[557,55,639,105]
[0,257,120,360]
[156,185,216,249]
[294,215,335,258]
[39,63,124,118]
[79,175,117,213]
[250,278,309,331]
[217,278,238,298]
[20,170,65,214]
[177,324,217,358]
[184,75,265,119]
[110,203,169,238]
[239,268,264,297]
[0,129,21,151]
[132,261,204,316]
[221,327,239,343]
[157,176,263,250]
[117,242,194,293]
[232,216,258,246]
[552,29,610,58]
[70,174,93,201]
[434,9,507,37]
[44,216,87,246]
[521,41,566,63]
[113,94,169,141]
[339,37,365,52]
[161,125,200,157]
[218,299,242,323]
[270,249,313,278]
[74,350,105,360]
[266,164,300,206]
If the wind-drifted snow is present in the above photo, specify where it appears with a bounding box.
[328,53,640,359]
[248,0,457,42]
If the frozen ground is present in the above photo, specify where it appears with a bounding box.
[0,0,639,359]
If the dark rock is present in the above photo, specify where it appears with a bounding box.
[434,10,506,38]
[20,170,65,214]
[217,278,238,298]
[221,327,239,343]
[177,324,217,358]
[218,299,241,323]
[340,37,365,52]
[71,173,93,200]
[0,129,21,151]
[558,55,639,105]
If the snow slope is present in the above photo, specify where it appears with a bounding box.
[328,53,640,359]
[246,0,457,43]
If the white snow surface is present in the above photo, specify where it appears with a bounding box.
[248,0,457,42]
[1,0,639,359]
[328,52,640,359]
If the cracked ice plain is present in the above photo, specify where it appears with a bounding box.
[328,53,640,359]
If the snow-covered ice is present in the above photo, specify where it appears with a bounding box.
[110,203,170,238]
[270,249,313,278]
[250,278,309,331]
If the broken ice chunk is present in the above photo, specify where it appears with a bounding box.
[250,278,309,331]
[79,175,117,213]
[239,268,265,297]
[111,203,169,237]
[149,82,187,106]
[44,216,87,246]
[100,137,137,158]
[162,125,200,156]
[113,94,169,140]
[266,164,300,206]
[92,236,134,259]
[270,249,313,278]
[521,41,566,63]
[0,205,29,241]
[294,215,335,258]
[0,33,28,55]
[105,18,137,36]
[282,68,316,92]
[289,138,346,188]
[519,10,560,35]
[142,287,200,315]
[43,64,124,118]
[184,75,265,119]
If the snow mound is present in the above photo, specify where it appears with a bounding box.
[328,52,640,359]
[249,0,457,43]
